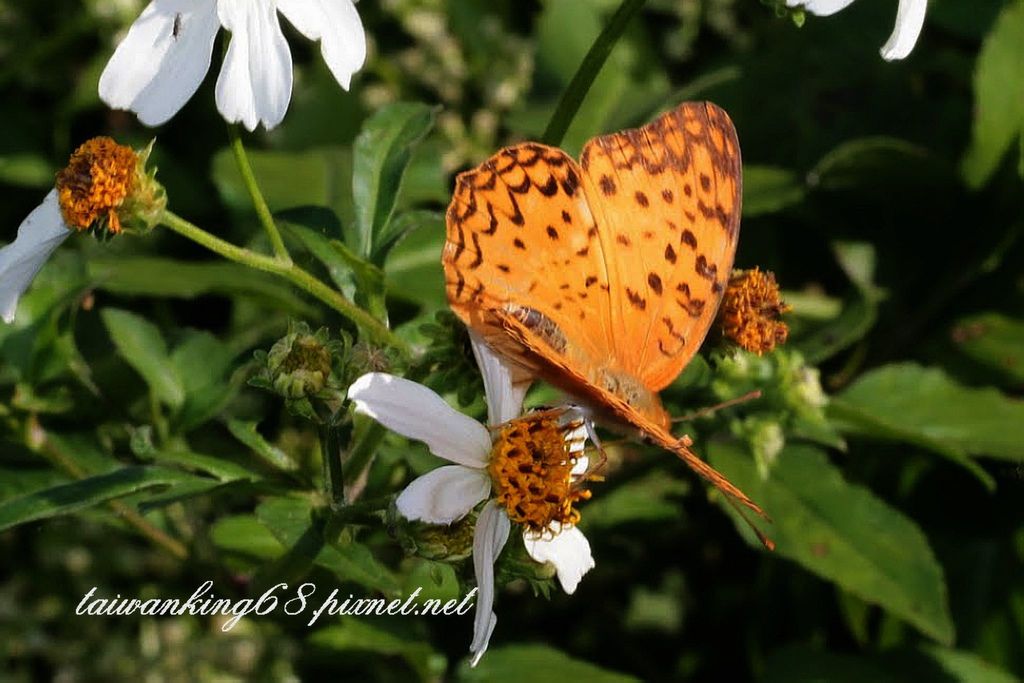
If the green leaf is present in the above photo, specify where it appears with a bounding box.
[352,102,437,259]
[580,471,689,530]
[948,312,1024,385]
[210,514,285,561]
[743,166,806,216]
[0,466,197,532]
[809,137,957,194]
[226,419,298,472]
[384,226,447,311]
[278,211,354,295]
[279,210,388,319]
[149,450,254,482]
[962,0,1024,187]
[792,242,882,364]
[100,308,184,409]
[316,538,402,596]
[310,620,445,682]
[0,153,55,188]
[375,210,444,265]
[88,257,316,316]
[792,293,876,364]
[458,644,640,682]
[762,646,901,683]
[257,496,401,595]
[709,442,954,644]
[833,363,1024,463]
[170,330,239,430]
[211,147,337,212]
[763,644,1019,683]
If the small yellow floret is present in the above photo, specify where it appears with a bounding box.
[55,137,137,234]
[488,413,590,532]
[718,267,791,355]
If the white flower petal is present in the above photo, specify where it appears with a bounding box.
[395,465,491,525]
[470,501,510,667]
[784,0,857,16]
[99,0,220,127]
[0,191,71,323]
[277,0,367,90]
[524,523,594,595]
[348,373,491,468]
[880,0,927,61]
[469,332,530,426]
[571,455,589,477]
[215,0,293,131]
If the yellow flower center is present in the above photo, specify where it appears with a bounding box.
[55,137,137,234]
[487,411,591,532]
[718,267,791,355]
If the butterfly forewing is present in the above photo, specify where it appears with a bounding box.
[578,102,741,392]
[444,143,617,376]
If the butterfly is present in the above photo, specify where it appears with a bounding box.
[442,101,769,534]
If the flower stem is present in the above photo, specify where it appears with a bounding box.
[540,0,649,147]
[160,210,409,354]
[227,125,291,262]
[318,420,346,510]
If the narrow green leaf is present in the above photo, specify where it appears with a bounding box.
[459,644,641,682]
[0,466,197,532]
[962,0,1024,187]
[226,419,297,472]
[709,443,954,644]
[150,450,254,482]
[834,363,1024,462]
[100,308,184,409]
[352,103,437,258]
[743,166,806,216]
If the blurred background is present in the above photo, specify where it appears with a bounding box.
[1,0,1022,680]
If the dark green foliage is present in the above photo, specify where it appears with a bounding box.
[0,1,1022,680]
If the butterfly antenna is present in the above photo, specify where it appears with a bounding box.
[723,493,775,551]
[672,390,763,424]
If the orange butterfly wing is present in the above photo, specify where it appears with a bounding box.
[443,102,762,518]
[578,102,741,391]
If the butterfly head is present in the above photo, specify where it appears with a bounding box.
[487,407,592,532]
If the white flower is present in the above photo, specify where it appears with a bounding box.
[347,334,595,666]
[0,191,72,324]
[99,0,367,131]
[786,0,928,61]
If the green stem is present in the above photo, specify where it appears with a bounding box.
[227,125,291,262]
[540,0,649,147]
[160,210,409,354]
[319,421,346,509]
